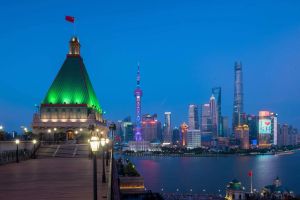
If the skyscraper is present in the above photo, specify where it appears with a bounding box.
[141,114,161,142]
[134,64,142,141]
[121,116,134,142]
[234,125,249,149]
[246,114,259,144]
[187,129,201,149]
[210,95,218,137]
[222,116,229,137]
[200,103,211,132]
[212,87,222,136]
[232,61,244,131]
[188,104,199,130]
[163,112,172,144]
[180,122,188,146]
[172,127,181,145]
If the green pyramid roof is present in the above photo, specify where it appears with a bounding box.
[42,38,102,113]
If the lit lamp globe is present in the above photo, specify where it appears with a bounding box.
[105,138,109,144]
[15,139,20,145]
[90,136,100,152]
[32,139,37,144]
[100,138,106,147]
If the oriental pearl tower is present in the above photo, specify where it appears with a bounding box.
[134,64,142,141]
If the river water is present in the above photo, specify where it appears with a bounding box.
[123,150,300,195]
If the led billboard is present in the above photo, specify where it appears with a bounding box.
[259,119,271,134]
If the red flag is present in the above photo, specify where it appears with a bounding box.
[65,16,75,23]
[248,170,253,177]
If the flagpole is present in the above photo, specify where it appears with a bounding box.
[250,172,253,193]
[73,18,76,36]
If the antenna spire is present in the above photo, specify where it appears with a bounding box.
[137,62,140,86]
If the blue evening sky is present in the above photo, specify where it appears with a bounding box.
[0,0,300,131]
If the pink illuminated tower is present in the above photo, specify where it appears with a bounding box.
[134,63,142,141]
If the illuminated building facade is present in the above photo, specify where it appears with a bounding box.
[278,124,298,146]
[172,127,180,145]
[200,103,211,132]
[234,125,249,149]
[141,114,160,142]
[225,179,246,200]
[134,64,143,141]
[212,87,222,136]
[32,37,107,140]
[163,112,172,144]
[246,114,259,145]
[121,119,134,143]
[210,95,218,137]
[232,62,244,132]
[258,111,278,147]
[180,122,188,146]
[188,104,199,130]
[187,129,201,149]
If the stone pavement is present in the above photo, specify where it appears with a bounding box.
[0,157,110,200]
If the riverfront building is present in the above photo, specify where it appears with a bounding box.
[188,104,199,130]
[210,95,218,137]
[180,122,188,146]
[258,111,278,147]
[32,37,107,141]
[200,103,211,133]
[232,62,244,133]
[187,129,201,149]
[234,125,249,149]
[212,87,222,136]
[163,112,172,144]
[141,114,161,142]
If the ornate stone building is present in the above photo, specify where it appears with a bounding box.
[32,37,107,141]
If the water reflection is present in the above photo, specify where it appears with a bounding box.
[125,151,300,194]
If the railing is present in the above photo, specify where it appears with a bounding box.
[111,158,121,200]
[0,149,33,165]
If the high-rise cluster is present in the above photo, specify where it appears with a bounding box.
[119,60,299,151]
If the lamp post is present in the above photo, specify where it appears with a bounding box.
[109,123,116,159]
[32,139,37,159]
[15,139,20,163]
[100,137,106,183]
[90,136,100,200]
[105,138,109,166]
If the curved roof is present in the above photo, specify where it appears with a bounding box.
[42,55,102,113]
[227,179,244,191]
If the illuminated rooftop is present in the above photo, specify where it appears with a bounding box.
[42,37,102,113]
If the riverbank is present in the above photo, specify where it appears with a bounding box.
[123,149,299,157]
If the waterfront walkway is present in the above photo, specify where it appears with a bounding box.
[0,155,111,199]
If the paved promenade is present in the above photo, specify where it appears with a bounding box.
[0,158,110,200]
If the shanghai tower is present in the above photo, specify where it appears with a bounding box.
[232,61,244,131]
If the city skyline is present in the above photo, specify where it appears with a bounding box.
[1,1,300,131]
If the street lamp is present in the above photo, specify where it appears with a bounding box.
[105,138,110,166]
[32,139,37,159]
[109,123,116,159]
[90,136,100,200]
[15,139,20,163]
[100,137,106,183]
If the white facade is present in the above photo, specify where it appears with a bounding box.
[273,116,278,145]
[188,104,199,130]
[128,141,150,152]
[163,112,172,143]
[200,104,211,131]
[187,129,201,149]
